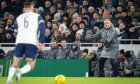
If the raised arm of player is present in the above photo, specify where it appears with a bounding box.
[38,16,46,49]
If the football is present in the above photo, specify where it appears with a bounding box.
[55,75,66,84]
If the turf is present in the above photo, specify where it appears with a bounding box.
[1,77,140,84]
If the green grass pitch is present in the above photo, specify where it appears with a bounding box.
[1,77,140,84]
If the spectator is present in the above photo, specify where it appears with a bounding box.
[52,13,60,23]
[76,16,82,24]
[134,8,140,22]
[128,5,136,18]
[68,5,76,18]
[57,20,63,27]
[56,40,70,59]
[82,0,89,8]
[123,51,140,77]
[73,1,79,13]
[91,12,99,26]
[2,30,15,44]
[0,18,5,26]
[5,19,14,32]
[45,29,51,43]
[126,0,134,11]
[98,8,104,17]
[132,19,139,28]
[44,1,51,14]
[45,40,59,59]
[75,29,84,43]
[46,21,52,31]
[102,0,112,14]
[3,12,9,23]
[0,1,9,18]
[63,29,75,43]
[57,7,64,18]
[9,12,16,21]
[44,13,52,23]
[8,0,16,13]
[118,0,126,8]
[68,42,82,59]
[64,0,72,13]
[38,7,45,18]
[121,24,140,44]
[50,6,56,19]
[57,2,63,9]
[85,30,93,43]
[119,22,126,35]
[81,48,88,59]
[51,30,63,43]
[121,9,132,24]
[51,22,58,35]
[0,49,6,59]
[62,13,71,28]
[79,21,89,37]
[0,25,5,43]
[83,17,91,28]
[58,23,67,34]
[80,6,88,17]
[117,6,123,13]
[91,24,102,43]
[110,6,117,19]
[88,51,99,77]
[102,11,110,21]
[71,23,79,36]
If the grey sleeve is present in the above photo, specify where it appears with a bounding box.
[123,62,127,72]
[85,32,101,41]
[67,51,71,59]
[130,59,140,73]
[78,50,83,59]
[91,61,99,72]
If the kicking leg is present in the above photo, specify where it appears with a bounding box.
[15,60,36,84]
[20,60,36,74]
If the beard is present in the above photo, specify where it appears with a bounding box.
[104,25,110,28]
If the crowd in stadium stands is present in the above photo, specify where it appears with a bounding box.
[0,0,140,77]
[0,0,140,44]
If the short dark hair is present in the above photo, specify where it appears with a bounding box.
[24,1,33,8]
[61,39,67,42]
[72,23,79,27]
[79,21,85,25]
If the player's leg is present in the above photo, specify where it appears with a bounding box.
[19,60,35,74]
[99,57,107,77]
[7,44,24,84]
[7,59,21,84]
[15,44,38,83]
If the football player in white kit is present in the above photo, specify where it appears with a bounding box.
[6,1,46,84]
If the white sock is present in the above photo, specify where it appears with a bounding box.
[20,64,32,74]
[7,66,16,82]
